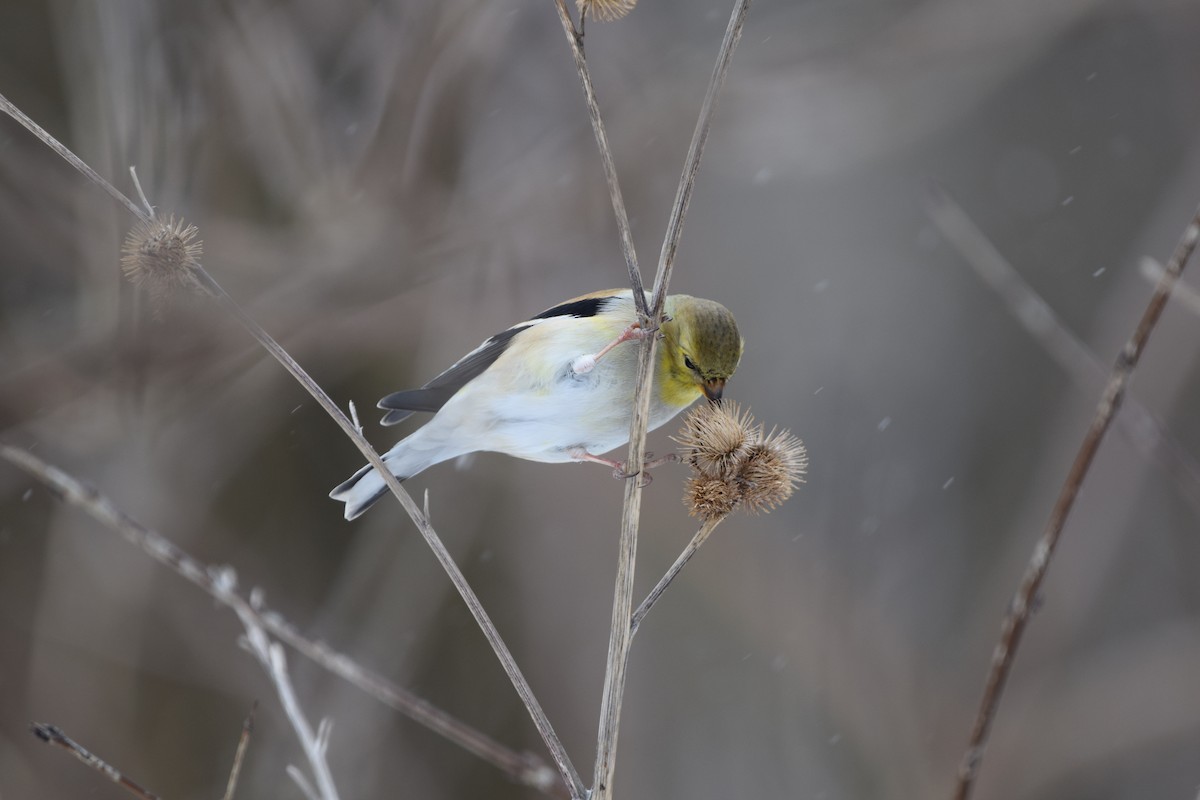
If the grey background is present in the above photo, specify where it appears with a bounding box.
[3,0,1200,798]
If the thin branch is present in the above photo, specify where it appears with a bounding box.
[951,201,1200,800]
[924,185,1200,520]
[0,92,149,222]
[0,95,582,799]
[221,702,257,800]
[648,0,751,315]
[591,3,752,798]
[1140,256,1200,317]
[552,0,647,317]
[287,765,321,800]
[629,516,724,636]
[129,166,156,218]
[29,723,161,800]
[237,602,341,800]
[0,445,561,798]
[202,283,581,797]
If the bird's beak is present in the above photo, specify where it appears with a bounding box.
[702,378,725,404]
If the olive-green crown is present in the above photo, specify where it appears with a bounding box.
[667,296,743,380]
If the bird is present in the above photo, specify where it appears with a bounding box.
[329,288,743,520]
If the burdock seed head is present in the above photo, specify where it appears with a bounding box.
[120,215,203,318]
[577,0,637,22]
[684,473,741,522]
[737,428,808,514]
[676,401,808,521]
[674,400,758,480]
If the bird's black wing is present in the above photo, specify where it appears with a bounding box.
[529,293,609,321]
[377,326,524,425]
[376,291,621,425]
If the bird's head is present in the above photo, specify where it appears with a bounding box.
[662,296,743,403]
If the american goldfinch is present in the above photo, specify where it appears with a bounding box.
[330,288,743,520]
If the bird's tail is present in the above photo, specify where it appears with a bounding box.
[329,434,445,520]
[329,462,394,521]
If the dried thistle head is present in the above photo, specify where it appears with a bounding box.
[674,400,757,480]
[677,402,807,521]
[120,215,203,318]
[684,474,741,522]
[737,428,808,514]
[577,0,636,22]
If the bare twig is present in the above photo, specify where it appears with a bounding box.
[647,1,750,315]
[197,276,582,797]
[0,94,582,799]
[589,3,752,798]
[951,202,1200,800]
[29,723,161,800]
[287,765,321,800]
[629,517,724,636]
[924,185,1200,520]
[237,598,341,800]
[552,0,647,317]
[0,93,148,222]
[221,702,257,800]
[1140,256,1200,317]
[0,445,560,797]
[129,166,156,218]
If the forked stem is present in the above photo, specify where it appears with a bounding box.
[559,1,754,797]
[630,516,725,636]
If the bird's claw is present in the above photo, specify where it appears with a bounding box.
[611,452,677,487]
[625,322,653,341]
[640,313,672,339]
[612,466,651,488]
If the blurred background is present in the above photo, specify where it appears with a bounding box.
[3,0,1200,797]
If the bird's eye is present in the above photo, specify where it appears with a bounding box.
[683,356,698,372]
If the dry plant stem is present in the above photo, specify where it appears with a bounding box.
[1141,257,1200,317]
[589,2,752,797]
[591,338,655,799]
[648,0,751,315]
[222,702,257,800]
[552,0,647,317]
[198,279,579,799]
[952,202,1200,800]
[925,185,1200,520]
[29,723,161,800]
[0,93,147,220]
[0,94,582,799]
[0,445,560,798]
[237,604,341,800]
[630,516,724,636]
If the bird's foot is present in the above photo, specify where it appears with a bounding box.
[644,312,672,341]
[644,452,682,470]
[569,448,680,487]
[618,452,682,486]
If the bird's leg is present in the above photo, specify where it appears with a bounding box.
[568,447,681,487]
[569,447,625,475]
[570,322,651,375]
